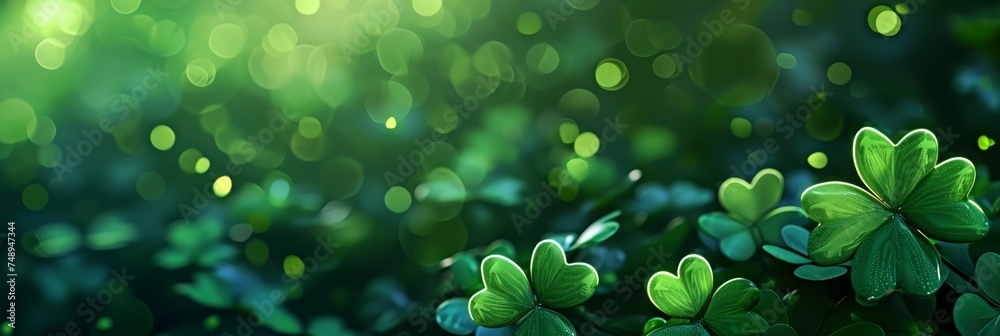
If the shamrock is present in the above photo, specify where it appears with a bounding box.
[468,240,599,335]
[762,226,850,281]
[698,169,809,261]
[955,252,1000,336]
[801,128,989,303]
[437,240,516,335]
[644,254,768,336]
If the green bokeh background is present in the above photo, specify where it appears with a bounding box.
[2,0,1000,334]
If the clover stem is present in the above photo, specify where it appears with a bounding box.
[941,261,980,295]
[991,195,1000,217]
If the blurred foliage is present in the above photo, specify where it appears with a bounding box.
[2,0,1000,335]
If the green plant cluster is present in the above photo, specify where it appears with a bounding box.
[434,128,997,335]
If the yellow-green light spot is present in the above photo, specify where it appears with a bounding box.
[413,0,442,17]
[136,172,166,201]
[28,116,56,145]
[110,0,141,14]
[386,117,398,129]
[731,117,752,138]
[35,38,66,70]
[895,3,910,15]
[868,6,901,37]
[195,157,211,174]
[178,149,201,173]
[776,53,797,69]
[595,59,628,91]
[267,24,298,53]
[209,23,245,59]
[827,62,852,85]
[150,125,175,151]
[566,158,589,180]
[213,176,233,197]
[385,186,412,213]
[0,98,36,145]
[185,58,216,88]
[807,152,828,169]
[652,54,680,79]
[22,184,48,211]
[526,43,560,74]
[558,119,580,144]
[574,132,600,158]
[296,0,320,15]
[283,255,305,279]
[792,9,813,26]
[299,117,322,139]
[517,13,542,35]
[978,135,996,150]
[875,10,901,36]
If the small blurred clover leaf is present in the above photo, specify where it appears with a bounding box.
[435,298,513,336]
[698,169,808,261]
[801,128,989,303]
[644,254,768,336]
[543,210,622,252]
[154,220,238,269]
[955,252,1000,336]
[762,226,850,281]
[173,272,233,309]
[468,240,599,335]
[450,239,517,296]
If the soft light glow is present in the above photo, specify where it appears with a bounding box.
[213,176,233,197]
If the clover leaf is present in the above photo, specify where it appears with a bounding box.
[468,240,599,335]
[645,254,768,336]
[801,128,990,303]
[954,252,1000,336]
[154,220,237,269]
[699,169,808,261]
[543,210,622,251]
[437,298,479,335]
[451,240,517,297]
[762,226,849,281]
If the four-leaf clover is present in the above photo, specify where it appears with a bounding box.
[699,169,808,261]
[801,127,989,303]
[469,240,599,335]
[645,254,768,336]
